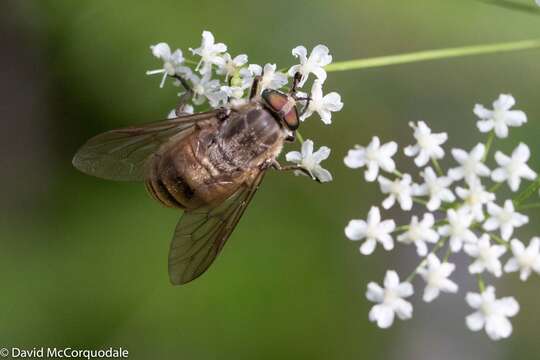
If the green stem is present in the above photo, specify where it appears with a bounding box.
[184,58,199,65]
[443,245,452,262]
[434,219,449,227]
[406,237,447,282]
[483,132,495,162]
[487,232,510,249]
[441,201,459,211]
[413,197,429,206]
[477,275,486,292]
[393,170,404,178]
[393,224,410,233]
[431,158,444,177]
[296,130,305,144]
[517,202,540,211]
[325,39,540,72]
[514,176,540,206]
[489,182,503,193]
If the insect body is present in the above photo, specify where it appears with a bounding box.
[73,74,305,285]
[146,101,286,210]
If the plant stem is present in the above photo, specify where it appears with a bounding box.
[517,202,540,210]
[406,237,447,282]
[296,130,305,144]
[393,224,410,233]
[325,39,540,72]
[487,232,510,249]
[482,132,495,162]
[514,176,540,206]
[443,245,452,262]
[489,182,503,193]
[434,218,449,227]
[431,158,444,177]
[413,197,429,206]
[477,275,486,292]
[393,170,404,178]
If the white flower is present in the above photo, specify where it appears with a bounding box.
[345,206,396,255]
[448,143,490,183]
[285,140,332,182]
[187,72,226,107]
[288,44,332,87]
[189,30,227,74]
[216,53,248,80]
[243,63,288,91]
[418,254,458,302]
[404,121,447,167]
[483,200,528,241]
[466,286,519,341]
[412,167,455,211]
[239,66,256,89]
[474,94,527,138]
[455,178,496,222]
[504,238,540,281]
[378,174,413,211]
[438,207,478,252]
[491,143,537,192]
[146,43,186,88]
[343,136,398,182]
[167,105,194,119]
[299,80,343,124]
[397,213,439,256]
[220,85,248,107]
[464,234,506,277]
[366,271,414,329]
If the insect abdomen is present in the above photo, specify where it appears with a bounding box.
[145,139,204,209]
[145,133,243,210]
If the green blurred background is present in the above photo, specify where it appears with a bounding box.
[1,0,540,359]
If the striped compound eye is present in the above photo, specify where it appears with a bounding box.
[261,89,299,130]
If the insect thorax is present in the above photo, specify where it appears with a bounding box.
[211,103,285,171]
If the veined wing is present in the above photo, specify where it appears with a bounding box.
[168,171,266,285]
[72,111,220,181]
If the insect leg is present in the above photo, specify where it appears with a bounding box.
[270,160,317,180]
[249,75,262,99]
[288,72,312,117]
[172,75,194,116]
[284,130,296,142]
[300,99,311,118]
[290,72,302,94]
[295,96,311,118]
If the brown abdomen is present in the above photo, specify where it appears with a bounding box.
[145,131,244,210]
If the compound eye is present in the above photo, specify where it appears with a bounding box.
[283,106,299,130]
[261,89,299,130]
[261,89,288,113]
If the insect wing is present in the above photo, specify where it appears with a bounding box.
[168,171,266,285]
[72,111,220,181]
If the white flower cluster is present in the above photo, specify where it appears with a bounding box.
[147,31,342,182]
[344,94,540,340]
